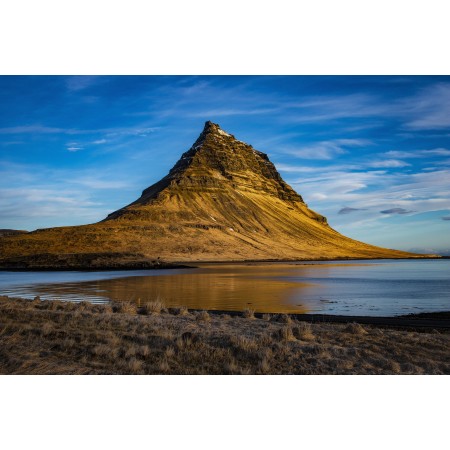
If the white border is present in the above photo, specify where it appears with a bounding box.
[1,1,448,448]
[1,0,450,74]
[1,376,448,449]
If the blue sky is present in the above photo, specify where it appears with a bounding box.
[0,75,449,254]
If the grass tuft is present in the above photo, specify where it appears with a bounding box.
[178,331,199,347]
[165,346,175,358]
[112,301,137,315]
[231,335,258,352]
[196,310,210,322]
[293,322,315,341]
[344,323,368,335]
[224,358,239,374]
[140,299,166,315]
[172,306,189,316]
[159,358,170,373]
[242,308,255,319]
[273,326,296,342]
[277,314,292,324]
[127,357,143,373]
[258,357,270,374]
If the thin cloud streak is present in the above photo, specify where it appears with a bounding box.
[385,148,450,158]
[0,124,160,137]
[366,159,411,168]
[282,139,370,160]
[0,125,69,134]
[403,83,450,130]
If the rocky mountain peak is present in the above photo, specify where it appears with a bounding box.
[122,121,306,209]
[190,120,236,149]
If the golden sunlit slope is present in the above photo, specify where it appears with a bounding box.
[0,121,424,269]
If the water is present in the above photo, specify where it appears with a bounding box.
[0,259,449,316]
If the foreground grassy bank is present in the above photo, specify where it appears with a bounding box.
[1,296,449,375]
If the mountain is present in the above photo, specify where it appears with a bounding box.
[0,121,424,269]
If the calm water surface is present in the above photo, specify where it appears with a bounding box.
[0,259,449,316]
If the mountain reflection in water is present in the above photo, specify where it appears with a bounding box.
[1,260,449,316]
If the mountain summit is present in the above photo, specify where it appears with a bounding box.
[106,121,325,225]
[0,122,420,269]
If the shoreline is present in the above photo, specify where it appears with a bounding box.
[0,255,444,272]
[0,262,194,272]
[1,296,448,374]
[204,310,450,331]
[1,295,450,329]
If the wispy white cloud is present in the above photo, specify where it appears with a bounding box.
[289,168,450,220]
[366,159,411,168]
[0,187,100,227]
[189,107,278,117]
[403,83,450,130]
[276,162,358,174]
[103,126,159,137]
[0,124,160,138]
[309,192,328,201]
[283,139,370,160]
[64,138,108,152]
[66,141,83,152]
[71,177,129,189]
[0,125,69,134]
[384,148,450,159]
[283,94,388,123]
[279,82,450,132]
[0,161,139,229]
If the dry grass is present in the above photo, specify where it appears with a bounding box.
[344,323,368,335]
[172,306,189,316]
[293,322,315,341]
[270,326,292,342]
[140,298,166,315]
[242,308,255,319]
[0,296,449,375]
[196,310,211,322]
[276,314,292,325]
[112,301,137,315]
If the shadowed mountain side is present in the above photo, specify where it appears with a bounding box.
[0,122,427,269]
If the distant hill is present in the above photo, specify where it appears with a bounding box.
[0,121,427,269]
[0,229,28,237]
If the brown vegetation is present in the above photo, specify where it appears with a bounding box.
[0,296,448,375]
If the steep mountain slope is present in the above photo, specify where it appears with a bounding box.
[0,121,422,269]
